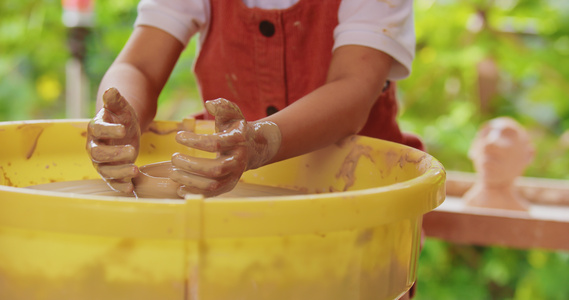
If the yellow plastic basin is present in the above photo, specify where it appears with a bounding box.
[0,119,445,300]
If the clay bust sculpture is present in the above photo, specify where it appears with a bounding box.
[463,117,535,211]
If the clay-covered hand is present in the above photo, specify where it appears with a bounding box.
[171,99,281,197]
[86,88,141,193]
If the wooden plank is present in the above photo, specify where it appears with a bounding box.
[423,196,569,251]
[446,171,569,206]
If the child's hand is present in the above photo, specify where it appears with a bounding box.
[86,88,140,193]
[171,99,281,197]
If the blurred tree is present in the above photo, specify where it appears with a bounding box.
[416,239,569,300]
[0,0,68,120]
[84,0,202,119]
[406,2,569,299]
[399,0,569,180]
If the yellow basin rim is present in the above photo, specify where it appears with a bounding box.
[0,120,446,239]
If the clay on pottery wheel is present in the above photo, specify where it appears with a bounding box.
[26,162,303,199]
[133,161,302,199]
[133,161,182,199]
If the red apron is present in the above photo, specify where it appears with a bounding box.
[193,0,423,150]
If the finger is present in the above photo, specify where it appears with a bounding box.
[89,117,126,139]
[106,179,134,194]
[175,173,238,198]
[173,172,236,198]
[170,169,219,191]
[90,143,137,163]
[176,131,221,152]
[205,98,245,128]
[99,89,140,141]
[102,87,131,115]
[171,152,240,178]
[97,163,138,180]
[176,128,245,152]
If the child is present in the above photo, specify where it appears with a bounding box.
[86,0,422,197]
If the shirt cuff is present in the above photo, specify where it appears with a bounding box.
[134,6,198,47]
[334,31,414,80]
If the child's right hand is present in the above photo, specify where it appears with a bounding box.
[86,88,141,194]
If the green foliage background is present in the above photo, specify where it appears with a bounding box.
[1,0,568,299]
[401,0,569,181]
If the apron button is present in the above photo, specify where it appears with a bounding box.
[259,20,275,37]
[266,105,279,116]
[382,80,391,92]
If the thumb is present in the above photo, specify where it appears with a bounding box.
[102,87,130,114]
[205,98,245,130]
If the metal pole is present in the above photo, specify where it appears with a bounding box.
[62,0,93,118]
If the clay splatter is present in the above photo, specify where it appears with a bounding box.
[19,125,44,160]
[0,166,14,187]
[335,142,374,191]
[225,73,240,100]
[355,228,374,246]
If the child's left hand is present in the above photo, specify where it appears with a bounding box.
[170,98,281,197]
